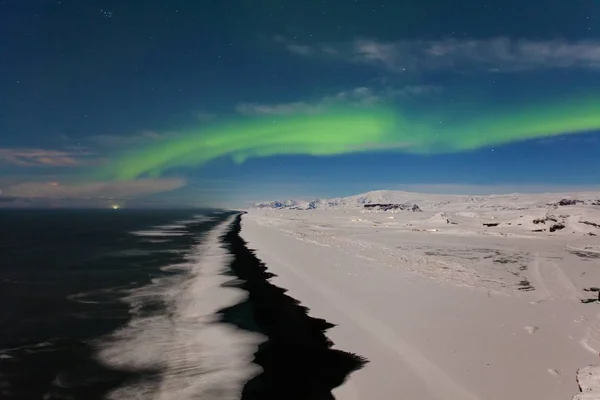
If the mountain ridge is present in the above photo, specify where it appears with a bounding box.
[251,190,600,211]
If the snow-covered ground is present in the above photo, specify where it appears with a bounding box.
[243,190,600,400]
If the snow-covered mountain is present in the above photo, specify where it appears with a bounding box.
[252,190,442,210]
[251,190,600,212]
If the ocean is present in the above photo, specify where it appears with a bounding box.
[0,209,366,400]
[0,209,240,399]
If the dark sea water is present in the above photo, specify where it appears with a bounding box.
[0,209,367,400]
[0,209,231,400]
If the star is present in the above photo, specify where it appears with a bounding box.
[100,9,113,18]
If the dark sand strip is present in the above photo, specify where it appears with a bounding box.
[219,212,368,400]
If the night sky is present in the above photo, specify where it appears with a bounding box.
[1,0,599,208]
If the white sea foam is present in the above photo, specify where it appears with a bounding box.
[0,340,58,355]
[143,239,170,244]
[155,224,187,230]
[98,216,263,400]
[129,230,188,237]
[128,215,218,238]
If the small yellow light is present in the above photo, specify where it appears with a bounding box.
[111,204,120,210]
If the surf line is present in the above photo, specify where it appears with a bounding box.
[219,212,368,400]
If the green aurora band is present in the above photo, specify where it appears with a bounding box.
[103,98,600,181]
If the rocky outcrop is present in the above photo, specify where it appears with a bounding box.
[254,201,285,209]
[555,199,584,206]
[254,200,299,210]
[549,223,565,232]
[533,216,557,224]
[573,365,600,400]
[363,203,422,212]
[581,220,600,229]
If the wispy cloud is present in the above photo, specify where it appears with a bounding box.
[287,44,313,55]
[274,35,314,56]
[278,36,600,72]
[2,178,186,199]
[385,183,600,195]
[88,130,177,148]
[236,101,326,116]
[0,148,100,167]
[236,85,440,116]
[196,111,216,122]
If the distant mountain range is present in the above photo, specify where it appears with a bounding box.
[252,190,466,211]
[251,190,600,211]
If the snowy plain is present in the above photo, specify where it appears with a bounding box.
[243,191,600,400]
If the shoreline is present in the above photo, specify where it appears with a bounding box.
[0,210,222,400]
[97,212,259,400]
[220,212,367,400]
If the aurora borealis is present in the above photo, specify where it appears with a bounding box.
[104,109,397,180]
[2,0,600,206]
[103,94,600,181]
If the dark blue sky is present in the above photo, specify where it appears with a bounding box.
[1,0,599,207]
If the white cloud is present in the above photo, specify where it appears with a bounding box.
[196,111,216,121]
[386,183,600,195]
[236,101,326,116]
[274,35,314,56]
[279,36,600,72]
[236,85,440,116]
[0,148,100,167]
[287,44,313,55]
[88,131,177,148]
[2,178,186,199]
